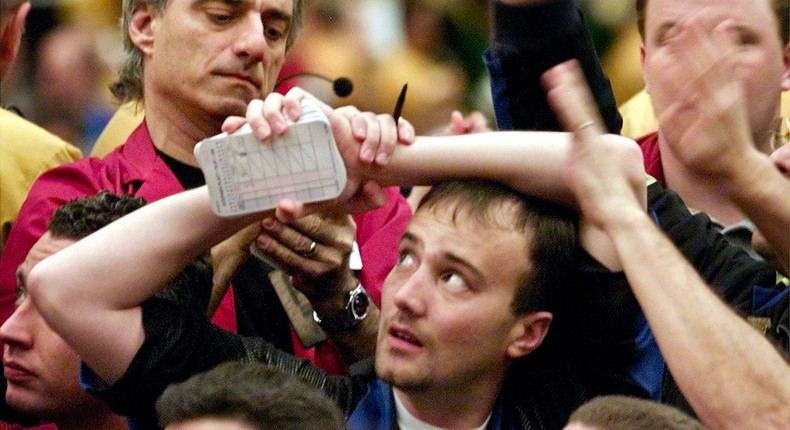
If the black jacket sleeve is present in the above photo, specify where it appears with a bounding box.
[485,0,622,133]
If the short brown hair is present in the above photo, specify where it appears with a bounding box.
[636,0,789,45]
[568,395,705,430]
[157,361,344,430]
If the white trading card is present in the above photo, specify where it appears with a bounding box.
[195,98,347,217]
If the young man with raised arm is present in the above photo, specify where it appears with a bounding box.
[27,89,654,428]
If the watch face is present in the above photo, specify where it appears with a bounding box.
[351,288,370,319]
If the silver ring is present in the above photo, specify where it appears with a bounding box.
[303,241,317,257]
[576,120,596,131]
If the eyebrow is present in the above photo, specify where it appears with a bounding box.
[400,231,421,247]
[200,0,292,21]
[401,231,486,282]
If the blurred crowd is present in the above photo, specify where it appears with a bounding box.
[0,0,643,151]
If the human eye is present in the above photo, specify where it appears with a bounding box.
[440,271,469,293]
[204,2,236,25]
[206,10,233,24]
[263,21,288,42]
[736,30,758,46]
[15,288,26,307]
[397,249,416,269]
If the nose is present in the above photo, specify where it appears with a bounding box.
[232,13,268,66]
[0,301,34,350]
[391,268,429,317]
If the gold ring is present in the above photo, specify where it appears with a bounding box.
[304,241,317,257]
[576,120,596,131]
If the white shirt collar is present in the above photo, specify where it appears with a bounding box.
[393,389,492,430]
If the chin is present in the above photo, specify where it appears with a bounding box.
[379,368,431,393]
[6,389,49,417]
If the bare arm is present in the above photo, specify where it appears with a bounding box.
[26,96,382,383]
[28,187,269,383]
[27,90,619,385]
[546,60,790,429]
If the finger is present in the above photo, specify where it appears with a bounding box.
[375,113,398,165]
[260,217,323,256]
[350,112,373,156]
[445,111,466,135]
[261,93,290,135]
[286,86,335,119]
[244,99,272,141]
[281,87,307,122]
[359,180,387,210]
[397,117,415,144]
[264,215,355,251]
[543,60,605,140]
[255,233,322,275]
[466,111,490,133]
[358,112,382,164]
[221,116,247,134]
[275,199,307,222]
[335,105,362,124]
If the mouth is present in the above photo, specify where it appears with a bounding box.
[388,325,424,348]
[219,72,263,90]
[3,360,34,382]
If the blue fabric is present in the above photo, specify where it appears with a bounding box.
[346,379,516,430]
[627,313,665,400]
[347,380,396,430]
[484,50,513,132]
[753,285,789,314]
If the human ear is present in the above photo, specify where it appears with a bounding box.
[780,42,790,92]
[640,44,650,94]
[506,311,552,359]
[0,2,31,65]
[128,4,156,56]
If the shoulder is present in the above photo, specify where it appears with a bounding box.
[0,109,81,171]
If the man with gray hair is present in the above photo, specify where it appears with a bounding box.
[1,0,413,375]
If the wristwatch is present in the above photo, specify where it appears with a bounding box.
[313,282,370,333]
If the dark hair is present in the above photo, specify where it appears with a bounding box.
[636,0,789,46]
[48,191,212,311]
[568,395,705,430]
[112,0,304,104]
[417,179,577,315]
[156,361,345,430]
[48,191,146,240]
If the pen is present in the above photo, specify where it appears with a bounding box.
[393,83,408,125]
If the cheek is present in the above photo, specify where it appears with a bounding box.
[433,311,500,349]
[642,53,674,111]
[40,334,82,387]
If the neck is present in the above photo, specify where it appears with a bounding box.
[143,92,225,167]
[657,134,746,226]
[393,379,501,429]
[56,410,128,430]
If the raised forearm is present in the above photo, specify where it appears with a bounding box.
[371,132,576,205]
[607,212,790,429]
[30,187,267,313]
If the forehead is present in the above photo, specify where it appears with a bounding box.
[19,233,74,278]
[644,0,777,31]
[408,205,532,279]
[173,0,293,14]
